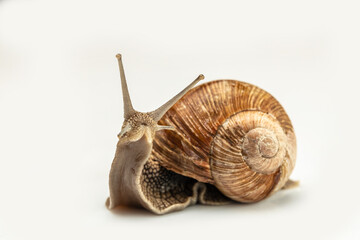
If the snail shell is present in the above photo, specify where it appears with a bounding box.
[107,54,297,214]
[152,80,296,203]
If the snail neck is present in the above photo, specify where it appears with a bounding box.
[108,133,153,209]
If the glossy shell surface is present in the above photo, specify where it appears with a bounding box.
[152,80,296,202]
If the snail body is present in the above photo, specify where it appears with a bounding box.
[107,54,297,214]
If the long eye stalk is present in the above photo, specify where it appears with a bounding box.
[116,53,203,123]
[150,74,204,121]
[116,54,135,119]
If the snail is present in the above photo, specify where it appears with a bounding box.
[106,54,298,214]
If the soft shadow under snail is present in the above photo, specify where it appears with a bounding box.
[106,54,298,214]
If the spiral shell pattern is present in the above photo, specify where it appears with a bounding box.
[152,80,296,202]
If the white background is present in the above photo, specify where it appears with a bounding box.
[1,0,359,239]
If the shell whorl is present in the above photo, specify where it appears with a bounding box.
[210,110,287,202]
[220,111,287,175]
[152,80,296,203]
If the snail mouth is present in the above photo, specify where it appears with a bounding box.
[131,127,155,144]
[117,126,152,144]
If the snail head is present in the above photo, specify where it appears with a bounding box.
[115,53,204,143]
